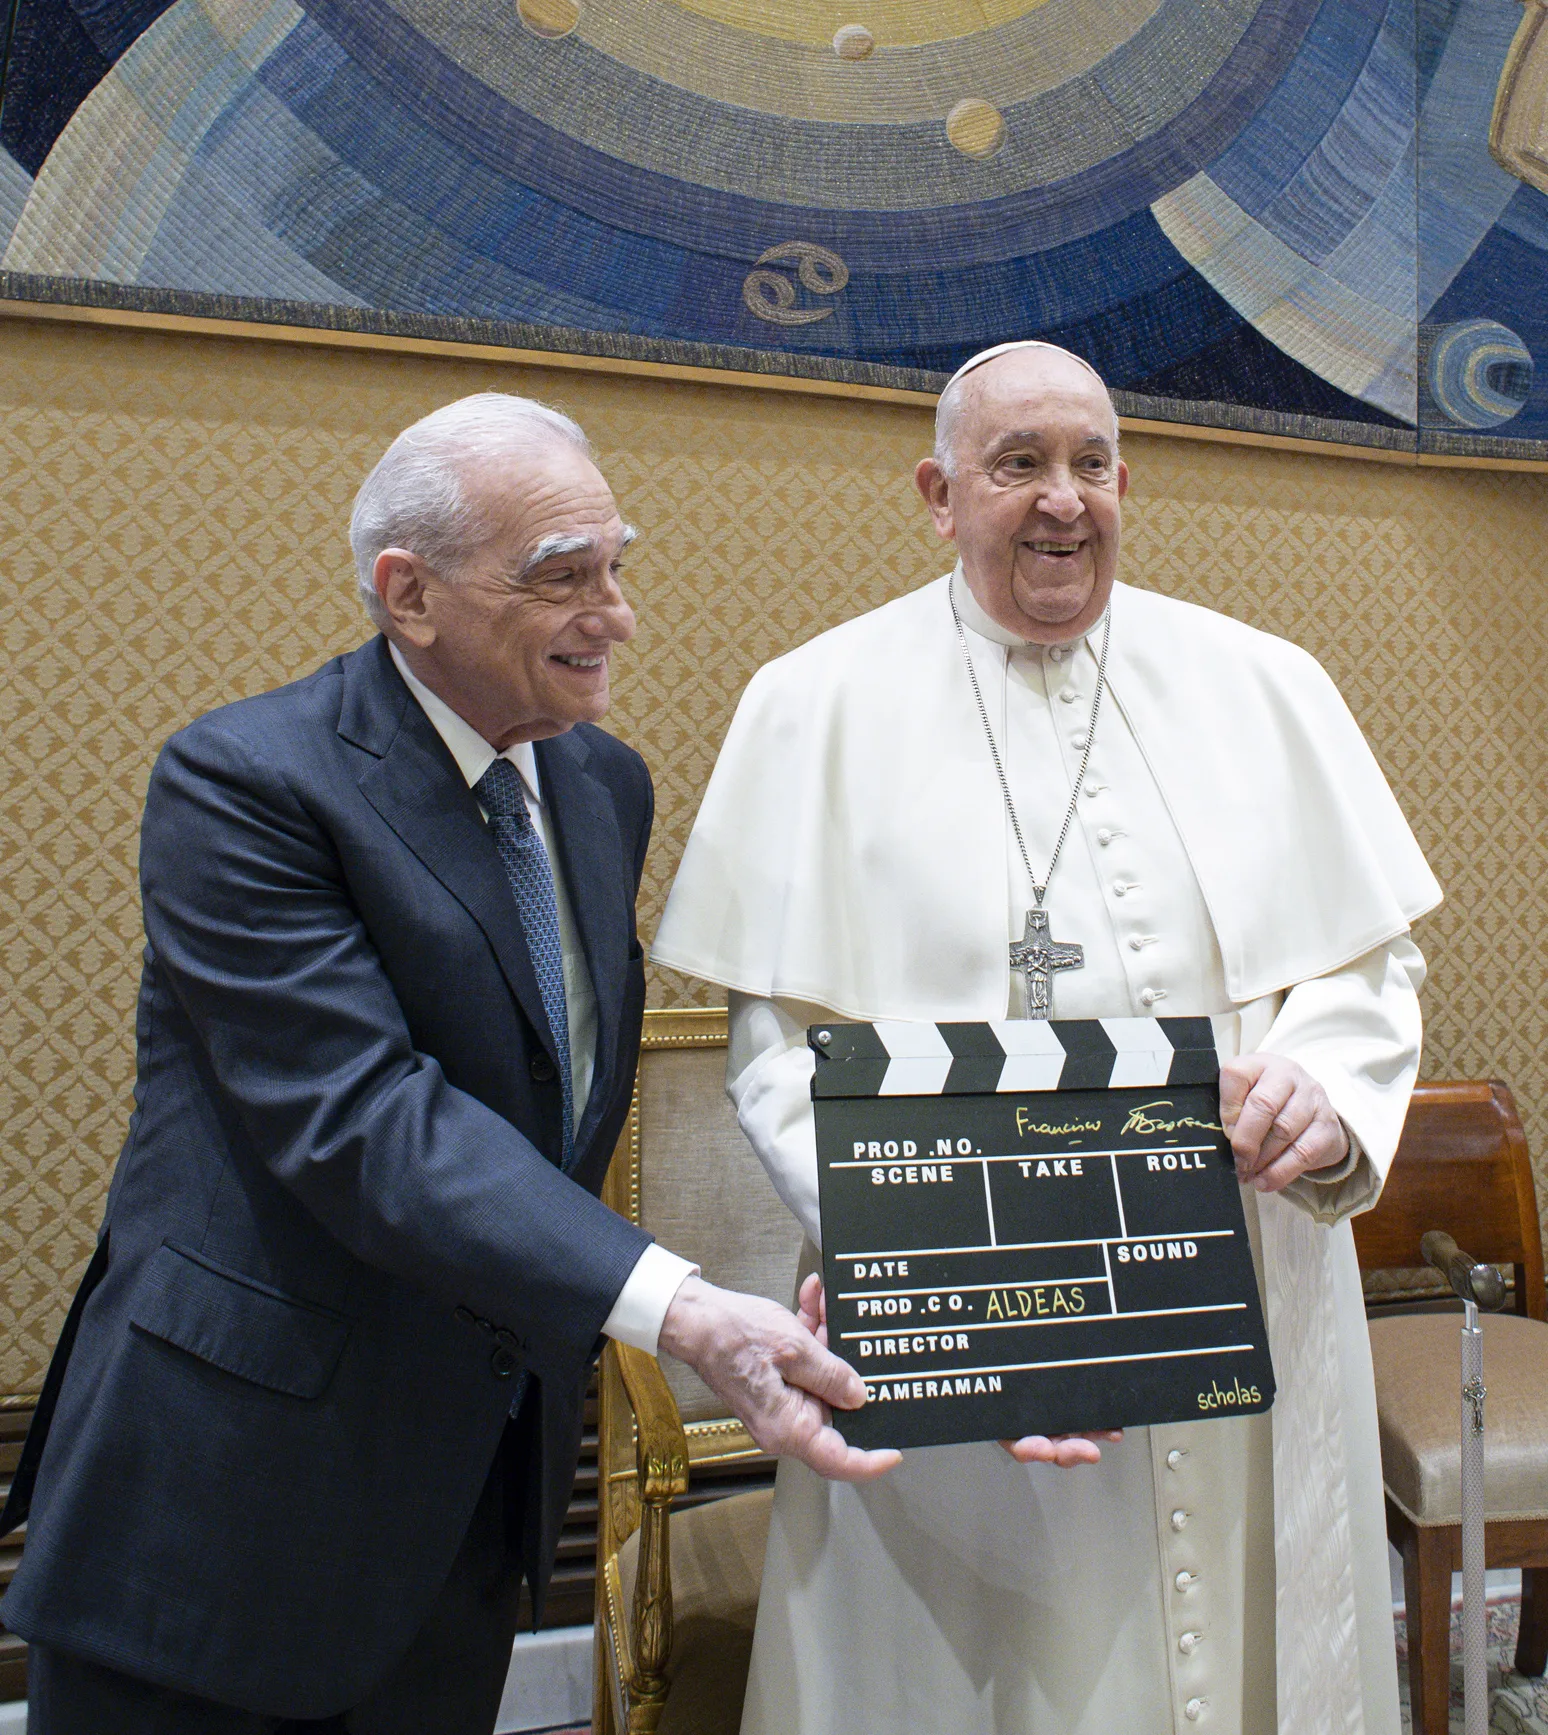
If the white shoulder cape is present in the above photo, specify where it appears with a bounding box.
[654,575,1440,1012]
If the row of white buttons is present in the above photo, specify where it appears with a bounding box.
[1167,1446,1207,1725]
[1081,777,1168,1012]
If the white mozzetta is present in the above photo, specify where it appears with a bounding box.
[654,572,1439,1013]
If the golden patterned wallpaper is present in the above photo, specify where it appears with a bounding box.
[2,316,1545,1399]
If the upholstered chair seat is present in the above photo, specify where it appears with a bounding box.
[1369,1311,1548,1525]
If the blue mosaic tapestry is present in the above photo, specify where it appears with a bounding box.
[2,0,1545,456]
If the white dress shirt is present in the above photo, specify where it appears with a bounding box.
[389,643,693,1355]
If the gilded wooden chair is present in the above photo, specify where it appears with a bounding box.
[594,1009,805,1735]
[1352,1081,1548,1735]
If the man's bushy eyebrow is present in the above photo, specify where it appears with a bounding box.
[518,523,637,577]
[520,533,594,576]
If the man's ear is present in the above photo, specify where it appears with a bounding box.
[374,548,434,645]
[914,457,957,542]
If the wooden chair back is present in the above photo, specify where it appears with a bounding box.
[1352,1080,1545,1321]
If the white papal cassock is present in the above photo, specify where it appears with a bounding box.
[653,571,1441,1735]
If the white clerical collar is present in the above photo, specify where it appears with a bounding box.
[388,640,540,803]
[949,565,1095,654]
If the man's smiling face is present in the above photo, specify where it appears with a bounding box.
[376,441,638,749]
[917,351,1128,643]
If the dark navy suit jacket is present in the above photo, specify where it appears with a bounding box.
[0,636,654,1717]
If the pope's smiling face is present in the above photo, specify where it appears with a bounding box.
[916,351,1128,643]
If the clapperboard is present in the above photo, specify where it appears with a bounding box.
[813,1018,1275,1451]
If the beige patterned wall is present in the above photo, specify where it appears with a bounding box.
[2,314,1546,1398]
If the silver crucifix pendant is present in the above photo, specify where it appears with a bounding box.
[1009,907,1084,1019]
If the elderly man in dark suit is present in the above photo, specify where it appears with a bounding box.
[0,393,895,1734]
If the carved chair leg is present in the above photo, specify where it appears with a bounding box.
[593,1625,617,1735]
[626,1495,675,1732]
[1404,1525,1455,1735]
[1516,1564,1548,1679]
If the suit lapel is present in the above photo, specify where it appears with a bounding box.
[340,639,561,1064]
[535,730,631,1156]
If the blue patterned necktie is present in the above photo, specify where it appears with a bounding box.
[473,757,574,1171]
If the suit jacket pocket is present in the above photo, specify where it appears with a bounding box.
[129,1243,350,1399]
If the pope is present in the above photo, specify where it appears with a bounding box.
[653,342,1441,1735]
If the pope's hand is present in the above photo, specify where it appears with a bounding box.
[793,1270,830,1344]
[795,1277,1120,1470]
[1220,1052,1350,1191]
[658,1274,901,1483]
[997,1429,1123,1466]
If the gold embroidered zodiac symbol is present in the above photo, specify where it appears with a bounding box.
[742,241,850,325]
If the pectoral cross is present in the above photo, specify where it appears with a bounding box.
[1010,907,1084,1019]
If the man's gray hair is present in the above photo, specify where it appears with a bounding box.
[350,392,592,627]
[932,341,1118,478]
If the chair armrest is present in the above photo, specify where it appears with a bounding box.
[602,1342,691,1727]
[615,1341,691,1498]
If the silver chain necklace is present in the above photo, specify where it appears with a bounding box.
[950,577,1112,1018]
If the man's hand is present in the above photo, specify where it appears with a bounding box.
[1220,1053,1349,1192]
[658,1275,901,1482]
[795,1277,1118,1470]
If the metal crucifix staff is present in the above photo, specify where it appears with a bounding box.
[1423,1230,1507,1735]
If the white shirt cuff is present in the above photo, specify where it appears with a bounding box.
[602,1244,699,1356]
